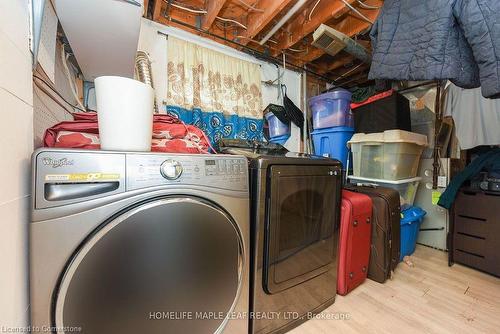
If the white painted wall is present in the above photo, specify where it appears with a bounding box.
[138,18,303,152]
[0,0,33,329]
[33,41,78,148]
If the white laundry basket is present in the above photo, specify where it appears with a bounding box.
[95,76,154,151]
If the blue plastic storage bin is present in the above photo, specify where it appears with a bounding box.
[400,206,427,261]
[265,112,290,138]
[309,89,353,130]
[311,126,354,168]
[269,134,290,145]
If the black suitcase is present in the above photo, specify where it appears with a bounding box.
[344,184,401,283]
[352,90,411,133]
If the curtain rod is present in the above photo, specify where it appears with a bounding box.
[157,16,341,85]
[157,30,263,66]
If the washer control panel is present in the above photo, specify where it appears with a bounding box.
[126,154,248,191]
[203,158,247,177]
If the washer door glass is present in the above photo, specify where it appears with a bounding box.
[54,197,243,334]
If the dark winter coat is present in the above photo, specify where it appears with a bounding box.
[368,0,500,98]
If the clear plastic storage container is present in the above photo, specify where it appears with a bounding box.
[309,89,353,130]
[347,175,422,210]
[348,130,427,180]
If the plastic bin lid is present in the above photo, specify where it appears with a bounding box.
[401,206,427,225]
[351,89,394,110]
[311,126,355,134]
[347,130,428,147]
[309,89,352,105]
[347,175,422,185]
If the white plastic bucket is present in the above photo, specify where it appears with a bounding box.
[95,76,154,151]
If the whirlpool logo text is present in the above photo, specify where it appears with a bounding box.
[42,157,75,168]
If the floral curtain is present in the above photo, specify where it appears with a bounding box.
[166,36,264,143]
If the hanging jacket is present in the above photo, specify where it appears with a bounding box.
[368,0,500,99]
[438,149,500,209]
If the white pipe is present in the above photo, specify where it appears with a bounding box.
[259,0,308,45]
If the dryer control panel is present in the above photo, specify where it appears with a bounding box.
[126,153,248,192]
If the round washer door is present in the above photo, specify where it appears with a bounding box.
[54,197,244,334]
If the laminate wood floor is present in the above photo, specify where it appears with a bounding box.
[291,245,500,334]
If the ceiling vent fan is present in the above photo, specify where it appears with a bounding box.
[312,24,372,64]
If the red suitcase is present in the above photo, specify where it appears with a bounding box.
[337,190,373,295]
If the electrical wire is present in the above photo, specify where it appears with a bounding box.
[340,0,374,24]
[356,0,381,10]
[33,87,72,122]
[236,35,277,47]
[168,1,247,29]
[236,35,261,44]
[33,75,87,113]
[215,21,232,32]
[215,21,246,35]
[235,0,264,13]
[61,45,86,110]
[170,2,207,14]
[287,47,306,53]
[261,65,284,86]
[334,63,364,81]
[34,82,75,116]
[118,0,142,7]
[214,16,247,30]
[308,0,321,21]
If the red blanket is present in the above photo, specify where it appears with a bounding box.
[44,113,211,154]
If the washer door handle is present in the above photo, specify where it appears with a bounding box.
[44,182,119,202]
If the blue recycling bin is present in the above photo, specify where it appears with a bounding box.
[311,126,354,168]
[400,206,427,261]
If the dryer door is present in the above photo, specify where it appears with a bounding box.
[53,197,244,334]
[264,165,341,294]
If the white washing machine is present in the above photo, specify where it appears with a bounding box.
[30,149,249,334]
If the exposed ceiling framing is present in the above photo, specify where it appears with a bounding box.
[147,0,384,88]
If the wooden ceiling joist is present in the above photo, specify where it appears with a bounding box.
[153,0,163,21]
[240,0,295,45]
[336,70,372,87]
[201,0,228,30]
[320,54,355,74]
[143,0,150,17]
[301,46,327,63]
[272,0,356,56]
[333,0,382,44]
[331,63,369,82]
[150,0,384,85]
